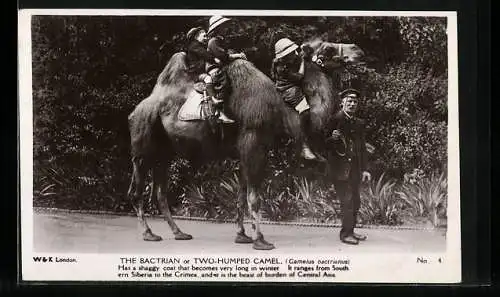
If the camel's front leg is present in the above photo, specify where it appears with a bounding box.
[247,187,275,250]
[128,157,162,241]
[238,129,274,250]
[234,184,253,244]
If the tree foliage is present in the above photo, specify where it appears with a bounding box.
[31,15,448,217]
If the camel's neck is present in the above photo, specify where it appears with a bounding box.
[301,64,339,133]
[304,64,336,108]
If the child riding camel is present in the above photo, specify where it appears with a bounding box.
[271,37,319,161]
[185,26,213,77]
[184,25,232,124]
[200,15,248,124]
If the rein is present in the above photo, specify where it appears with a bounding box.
[335,135,348,157]
[312,43,359,156]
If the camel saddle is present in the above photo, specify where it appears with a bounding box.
[178,83,216,122]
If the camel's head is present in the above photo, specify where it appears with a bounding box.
[299,39,366,126]
[301,39,366,72]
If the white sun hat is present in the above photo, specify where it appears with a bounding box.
[274,38,299,59]
[207,15,231,34]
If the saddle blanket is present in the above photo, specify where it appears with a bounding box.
[178,89,207,121]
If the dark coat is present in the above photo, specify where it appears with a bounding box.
[271,54,306,107]
[325,110,369,182]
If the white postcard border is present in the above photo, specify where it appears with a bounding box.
[19,9,461,283]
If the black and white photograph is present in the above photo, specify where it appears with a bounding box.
[19,9,461,283]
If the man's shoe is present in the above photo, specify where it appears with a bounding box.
[340,235,359,245]
[218,111,235,124]
[352,232,367,241]
[301,144,317,160]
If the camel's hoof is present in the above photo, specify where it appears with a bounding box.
[253,238,275,250]
[174,232,193,240]
[143,230,162,241]
[235,232,253,244]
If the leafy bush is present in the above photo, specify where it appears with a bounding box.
[396,171,448,227]
[177,162,240,220]
[343,62,448,179]
[292,177,339,223]
[260,183,297,222]
[359,173,404,225]
[175,171,451,228]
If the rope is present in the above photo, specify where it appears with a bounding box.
[33,207,442,231]
[335,135,348,157]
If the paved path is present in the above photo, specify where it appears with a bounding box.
[33,210,447,254]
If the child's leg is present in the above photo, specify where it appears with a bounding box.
[294,97,311,114]
[205,68,234,123]
[204,69,217,98]
[288,94,318,161]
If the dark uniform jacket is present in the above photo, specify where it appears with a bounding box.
[271,53,306,107]
[326,110,369,181]
[185,40,216,75]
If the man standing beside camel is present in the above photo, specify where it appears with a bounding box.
[326,88,372,245]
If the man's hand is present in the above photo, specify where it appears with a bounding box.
[362,171,372,183]
[300,44,313,59]
[229,53,247,60]
[331,130,342,141]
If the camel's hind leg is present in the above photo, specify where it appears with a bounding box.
[153,162,193,240]
[128,156,162,241]
[238,130,275,250]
